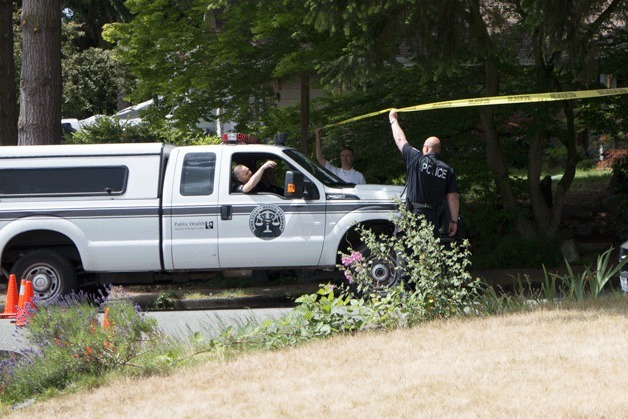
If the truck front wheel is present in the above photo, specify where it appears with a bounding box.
[11,250,78,303]
[356,244,402,289]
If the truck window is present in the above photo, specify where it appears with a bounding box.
[0,166,128,197]
[180,153,216,196]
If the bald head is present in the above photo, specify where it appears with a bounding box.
[423,136,441,154]
[233,164,252,183]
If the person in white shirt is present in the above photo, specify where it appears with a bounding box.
[315,127,366,184]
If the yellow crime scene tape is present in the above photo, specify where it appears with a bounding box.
[323,87,628,129]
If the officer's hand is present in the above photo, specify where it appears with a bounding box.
[448,221,457,237]
[389,109,398,122]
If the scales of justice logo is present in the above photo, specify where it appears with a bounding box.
[249,205,286,240]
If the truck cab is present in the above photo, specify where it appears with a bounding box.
[162,143,402,272]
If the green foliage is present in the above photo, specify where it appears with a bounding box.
[0,292,161,404]
[62,47,133,119]
[67,117,159,144]
[65,116,219,146]
[154,292,178,310]
[468,280,538,316]
[207,284,372,351]
[577,96,628,146]
[541,247,628,300]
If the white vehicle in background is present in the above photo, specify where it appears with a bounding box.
[0,138,404,302]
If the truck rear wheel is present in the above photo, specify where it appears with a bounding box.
[356,244,402,290]
[11,250,78,303]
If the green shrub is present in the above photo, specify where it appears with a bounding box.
[339,202,482,320]
[67,117,159,144]
[541,246,627,300]
[66,117,220,146]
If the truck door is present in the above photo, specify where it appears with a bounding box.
[164,150,221,270]
[218,152,325,268]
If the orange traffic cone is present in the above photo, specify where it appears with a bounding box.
[102,307,112,330]
[25,280,35,307]
[16,279,26,310]
[0,274,19,319]
[15,280,36,327]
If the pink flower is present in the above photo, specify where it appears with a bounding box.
[341,251,363,267]
[344,271,354,284]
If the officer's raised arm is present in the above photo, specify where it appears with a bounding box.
[388,109,408,152]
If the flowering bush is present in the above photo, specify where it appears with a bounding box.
[0,289,161,404]
[339,201,482,320]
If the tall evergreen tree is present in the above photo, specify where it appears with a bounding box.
[0,0,17,145]
[18,0,63,145]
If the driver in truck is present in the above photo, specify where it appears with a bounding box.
[233,160,277,193]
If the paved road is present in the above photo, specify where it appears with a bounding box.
[0,307,292,353]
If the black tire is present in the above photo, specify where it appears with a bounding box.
[11,249,78,303]
[356,244,402,290]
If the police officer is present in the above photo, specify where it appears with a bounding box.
[388,109,459,237]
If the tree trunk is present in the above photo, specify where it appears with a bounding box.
[18,0,62,145]
[468,1,536,238]
[528,28,579,239]
[299,72,310,154]
[550,101,578,235]
[480,61,536,238]
[0,0,17,145]
[527,131,552,235]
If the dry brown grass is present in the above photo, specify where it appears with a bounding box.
[9,297,628,418]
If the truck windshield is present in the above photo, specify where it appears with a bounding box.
[283,149,354,188]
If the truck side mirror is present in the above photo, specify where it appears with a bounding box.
[284,171,304,199]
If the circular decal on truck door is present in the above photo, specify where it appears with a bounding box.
[249,204,286,240]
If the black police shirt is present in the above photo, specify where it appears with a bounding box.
[402,143,458,209]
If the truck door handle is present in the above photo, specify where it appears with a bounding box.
[221,205,232,220]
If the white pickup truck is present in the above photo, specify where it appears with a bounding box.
[0,141,404,302]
